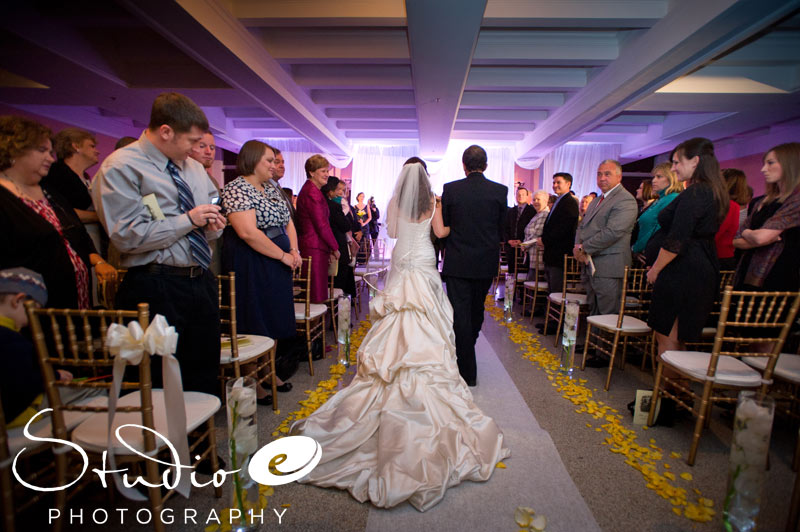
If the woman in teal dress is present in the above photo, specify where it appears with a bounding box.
[631,162,683,266]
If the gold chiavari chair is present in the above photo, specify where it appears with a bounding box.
[580,267,654,390]
[647,288,800,465]
[294,257,327,375]
[522,246,548,319]
[24,301,222,532]
[327,274,345,333]
[543,254,587,346]
[217,273,278,412]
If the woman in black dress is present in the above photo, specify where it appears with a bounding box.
[221,140,300,404]
[733,143,800,291]
[323,176,357,297]
[368,196,380,246]
[647,137,729,356]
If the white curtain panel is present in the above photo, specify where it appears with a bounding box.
[261,138,353,196]
[540,142,621,199]
[350,142,517,233]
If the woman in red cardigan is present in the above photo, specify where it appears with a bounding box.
[296,155,340,302]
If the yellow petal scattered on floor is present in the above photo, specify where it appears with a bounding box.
[496,462,507,469]
[680,472,693,481]
[485,297,712,524]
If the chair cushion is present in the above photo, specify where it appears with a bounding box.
[7,395,108,455]
[660,351,762,387]
[548,292,587,305]
[587,314,651,333]
[742,354,800,384]
[221,334,275,364]
[515,272,528,280]
[500,265,509,272]
[71,390,221,454]
[332,288,344,298]
[523,280,548,289]
[701,326,717,337]
[295,302,327,320]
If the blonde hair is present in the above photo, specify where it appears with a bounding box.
[763,143,800,203]
[652,162,682,195]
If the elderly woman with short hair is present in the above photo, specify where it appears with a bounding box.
[296,155,340,303]
[521,189,550,277]
[41,127,100,223]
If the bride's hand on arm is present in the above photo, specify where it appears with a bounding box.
[432,196,450,238]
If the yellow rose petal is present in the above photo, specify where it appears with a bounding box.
[496,461,507,469]
[680,472,693,481]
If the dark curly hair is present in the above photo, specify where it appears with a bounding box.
[0,115,52,171]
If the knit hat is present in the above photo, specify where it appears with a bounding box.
[0,268,48,306]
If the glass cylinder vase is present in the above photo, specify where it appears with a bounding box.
[722,391,775,532]
[504,275,515,322]
[225,376,260,530]
[337,295,352,367]
[559,301,580,378]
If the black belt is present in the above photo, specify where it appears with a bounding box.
[129,264,207,278]
[265,226,287,239]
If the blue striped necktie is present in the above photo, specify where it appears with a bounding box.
[166,160,212,270]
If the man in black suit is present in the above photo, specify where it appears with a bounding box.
[441,145,508,386]
[504,187,536,247]
[539,172,579,295]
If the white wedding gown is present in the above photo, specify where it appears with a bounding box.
[291,210,510,512]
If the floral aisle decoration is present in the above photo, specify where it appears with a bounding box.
[722,391,775,532]
[222,377,261,531]
[272,319,371,438]
[515,506,547,531]
[486,297,715,523]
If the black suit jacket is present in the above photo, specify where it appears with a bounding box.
[441,172,508,279]
[541,193,579,267]
[504,204,536,243]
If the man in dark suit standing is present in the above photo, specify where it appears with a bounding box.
[539,172,579,296]
[441,145,508,386]
[504,187,536,247]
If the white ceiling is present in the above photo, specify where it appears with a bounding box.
[0,0,798,165]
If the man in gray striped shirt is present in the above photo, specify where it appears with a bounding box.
[92,92,225,395]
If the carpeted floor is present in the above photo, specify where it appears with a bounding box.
[24,297,798,532]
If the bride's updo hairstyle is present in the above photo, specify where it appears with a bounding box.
[386,162,433,238]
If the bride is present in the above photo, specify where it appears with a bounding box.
[291,162,510,512]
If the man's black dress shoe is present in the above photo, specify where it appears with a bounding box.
[277,382,293,393]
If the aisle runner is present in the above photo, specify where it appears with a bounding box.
[365,335,600,532]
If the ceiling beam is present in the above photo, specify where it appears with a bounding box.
[292,65,412,88]
[406,0,487,159]
[311,89,415,106]
[251,29,409,63]
[481,0,666,28]
[325,108,417,120]
[514,0,800,161]
[457,109,548,121]
[336,120,418,130]
[466,67,587,90]
[473,31,619,66]
[122,0,351,157]
[461,92,564,108]
[233,0,407,27]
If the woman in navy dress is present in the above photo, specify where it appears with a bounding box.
[222,140,301,403]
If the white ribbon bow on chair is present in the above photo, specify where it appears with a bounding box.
[106,315,190,500]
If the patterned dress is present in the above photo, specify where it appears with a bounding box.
[21,197,90,309]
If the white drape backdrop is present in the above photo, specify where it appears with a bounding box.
[350,142,517,228]
[262,139,352,196]
[540,142,621,199]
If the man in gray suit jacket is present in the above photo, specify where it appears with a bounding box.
[573,159,637,316]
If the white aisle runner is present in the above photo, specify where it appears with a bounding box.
[365,334,600,532]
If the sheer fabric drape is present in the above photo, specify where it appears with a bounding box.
[540,143,621,198]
